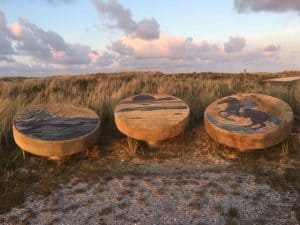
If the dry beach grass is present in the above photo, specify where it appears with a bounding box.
[0,71,299,224]
[1,71,299,150]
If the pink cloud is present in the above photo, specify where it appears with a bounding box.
[10,19,96,65]
[0,10,292,75]
[224,36,246,53]
[120,35,219,60]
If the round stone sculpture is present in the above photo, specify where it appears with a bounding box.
[204,93,294,151]
[114,94,190,147]
[13,104,100,160]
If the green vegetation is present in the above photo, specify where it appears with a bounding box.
[0,71,299,213]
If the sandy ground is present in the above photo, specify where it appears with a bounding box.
[0,126,299,225]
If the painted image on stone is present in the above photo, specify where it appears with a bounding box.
[207,96,281,134]
[14,109,99,141]
[116,94,188,113]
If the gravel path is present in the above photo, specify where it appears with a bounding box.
[0,126,299,225]
[0,162,299,225]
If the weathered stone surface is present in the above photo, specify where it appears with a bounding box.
[204,93,294,151]
[13,104,100,159]
[114,94,190,146]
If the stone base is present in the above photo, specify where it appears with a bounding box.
[48,156,66,161]
[146,140,162,148]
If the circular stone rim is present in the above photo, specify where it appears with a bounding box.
[204,93,294,151]
[13,103,100,158]
[114,94,190,143]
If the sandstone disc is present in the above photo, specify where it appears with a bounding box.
[204,93,294,151]
[114,94,190,145]
[13,103,100,159]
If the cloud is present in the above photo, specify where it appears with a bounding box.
[0,10,292,75]
[132,19,160,40]
[0,55,14,63]
[224,36,246,53]
[0,60,82,76]
[94,51,116,66]
[114,36,212,61]
[10,19,94,64]
[114,50,280,73]
[0,55,116,76]
[264,44,280,52]
[0,11,14,57]
[261,44,280,58]
[109,40,134,56]
[93,0,160,40]
[0,10,116,74]
[0,0,74,4]
[46,0,74,4]
[106,35,283,73]
[118,35,219,60]
[234,0,300,13]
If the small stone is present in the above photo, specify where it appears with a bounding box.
[16,168,29,178]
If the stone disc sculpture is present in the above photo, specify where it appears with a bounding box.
[13,103,100,160]
[204,93,294,151]
[114,94,190,147]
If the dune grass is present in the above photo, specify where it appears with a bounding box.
[0,71,299,213]
[1,71,299,154]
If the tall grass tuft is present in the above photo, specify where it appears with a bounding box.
[0,72,299,164]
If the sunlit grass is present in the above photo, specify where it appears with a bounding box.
[0,71,299,213]
[121,137,140,158]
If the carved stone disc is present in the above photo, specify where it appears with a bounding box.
[13,103,100,159]
[204,94,294,151]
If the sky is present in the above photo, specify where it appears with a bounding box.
[0,0,300,76]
